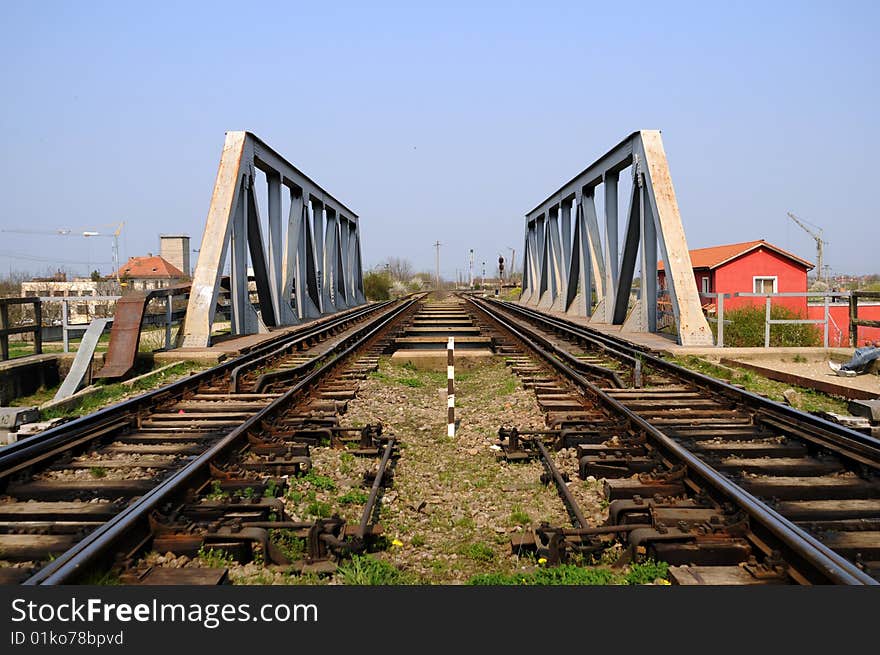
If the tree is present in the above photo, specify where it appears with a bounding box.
[90,270,102,282]
[382,257,413,282]
[363,271,392,300]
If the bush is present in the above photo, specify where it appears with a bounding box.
[501,286,522,301]
[717,304,820,347]
[363,271,392,301]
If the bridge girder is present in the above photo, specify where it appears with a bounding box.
[520,130,713,346]
[181,131,365,348]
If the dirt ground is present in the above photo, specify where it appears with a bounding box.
[727,354,880,397]
[340,356,609,584]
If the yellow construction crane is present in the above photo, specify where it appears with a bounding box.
[83,221,124,283]
[786,211,828,282]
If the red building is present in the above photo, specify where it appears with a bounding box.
[806,303,880,347]
[658,239,814,314]
[116,255,186,292]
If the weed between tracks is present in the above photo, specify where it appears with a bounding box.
[337,555,417,585]
[335,356,648,585]
[467,560,668,586]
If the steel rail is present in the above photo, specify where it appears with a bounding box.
[28,297,420,585]
[468,296,877,585]
[471,303,625,387]
[357,438,396,538]
[0,300,394,483]
[489,298,880,467]
[485,300,643,383]
[532,437,587,528]
[227,301,387,392]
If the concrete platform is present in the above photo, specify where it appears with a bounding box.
[394,336,492,349]
[0,354,59,405]
[391,349,494,371]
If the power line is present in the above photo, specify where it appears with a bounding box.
[0,250,113,266]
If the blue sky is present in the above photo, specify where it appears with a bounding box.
[0,1,877,280]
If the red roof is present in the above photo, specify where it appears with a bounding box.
[658,239,814,271]
[117,255,185,279]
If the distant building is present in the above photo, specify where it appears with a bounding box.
[160,234,191,278]
[658,239,814,314]
[117,254,185,291]
[20,274,121,324]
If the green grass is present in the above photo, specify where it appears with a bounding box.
[89,466,107,479]
[453,516,476,530]
[197,545,235,568]
[377,362,444,385]
[624,560,670,585]
[263,479,280,498]
[499,377,517,395]
[206,480,229,501]
[410,534,426,547]
[269,529,306,562]
[337,490,369,505]
[306,501,332,518]
[8,385,56,407]
[300,472,337,491]
[670,355,848,414]
[337,555,415,585]
[4,333,114,360]
[460,542,496,562]
[79,569,121,585]
[35,361,206,418]
[509,506,531,526]
[339,452,355,473]
[466,560,669,586]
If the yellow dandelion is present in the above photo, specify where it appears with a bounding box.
[391,538,404,547]
[656,579,671,585]
[537,557,547,565]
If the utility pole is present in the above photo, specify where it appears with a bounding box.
[434,241,441,291]
[468,249,474,288]
[481,261,486,288]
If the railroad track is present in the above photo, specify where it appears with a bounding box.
[0,297,421,584]
[466,295,880,585]
[5,291,876,585]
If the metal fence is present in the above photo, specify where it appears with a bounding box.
[658,289,851,348]
[733,291,848,348]
[0,297,42,360]
[40,296,121,353]
[850,290,880,345]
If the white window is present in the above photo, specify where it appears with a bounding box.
[701,277,710,294]
[753,276,777,294]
